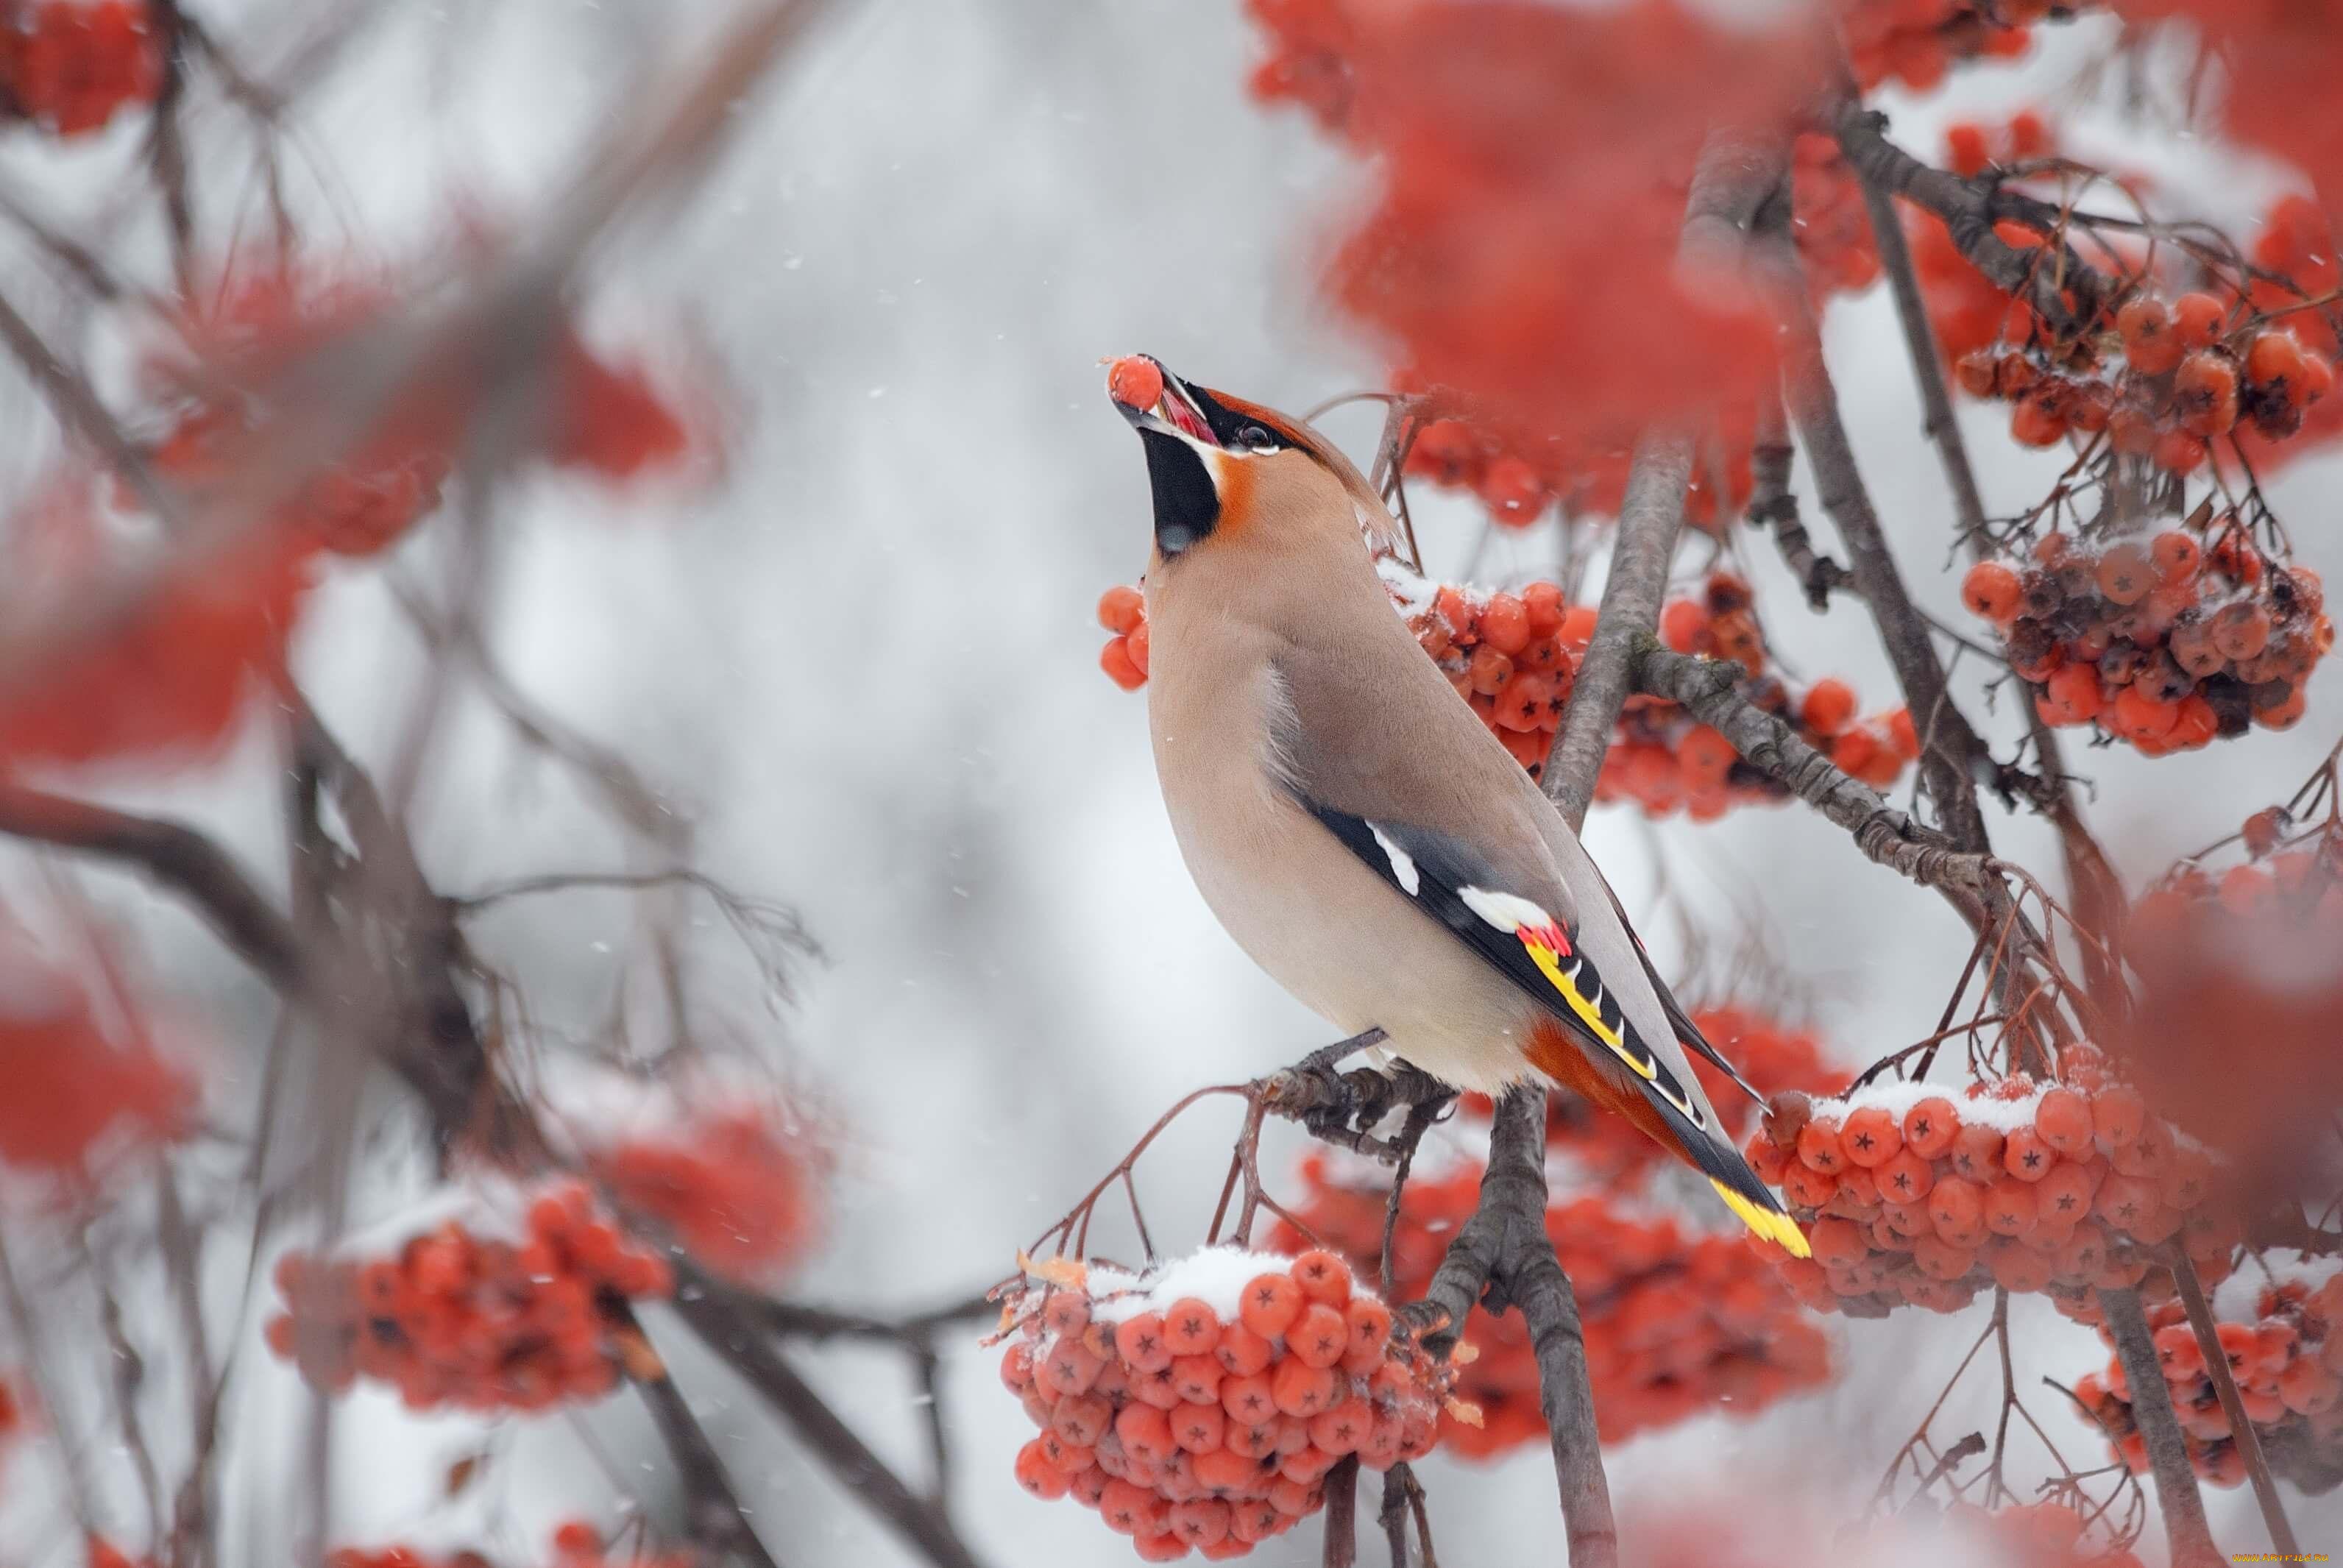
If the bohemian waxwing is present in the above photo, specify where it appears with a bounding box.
[1110,355,1808,1257]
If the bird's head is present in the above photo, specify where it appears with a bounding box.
[1107,355,1391,561]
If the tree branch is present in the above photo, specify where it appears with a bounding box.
[2101,1288,2224,1568]
[1543,431,1689,831]
[0,781,305,987]
[2168,1250,2300,1557]
[1748,388,1852,611]
[664,1269,988,1568]
[1833,104,2105,339]
[619,1307,789,1568]
[1631,643,1996,895]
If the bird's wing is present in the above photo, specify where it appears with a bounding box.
[1595,879,1766,1108]
[1263,628,1803,1255]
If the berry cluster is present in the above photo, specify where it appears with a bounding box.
[2130,807,2343,939]
[0,1,160,138]
[326,1524,694,1568]
[1791,133,1883,299]
[1096,567,1915,816]
[1960,519,2328,750]
[1839,0,2047,93]
[1753,1046,2236,1320]
[1943,109,2056,180]
[997,1247,1449,1560]
[1536,1007,1850,1188]
[1387,567,1584,777]
[1280,1150,1829,1455]
[265,1182,674,1413]
[590,1106,820,1289]
[2074,1266,2343,1494]
[2242,196,2343,466]
[1956,292,2336,467]
[138,264,698,561]
[1618,573,1918,809]
[0,930,190,1182]
[1098,585,1149,692]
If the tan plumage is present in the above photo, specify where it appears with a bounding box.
[1110,356,1806,1256]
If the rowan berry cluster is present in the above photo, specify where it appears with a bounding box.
[1839,0,2050,93]
[2135,816,2343,948]
[1791,133,1883,298]
[1959,518,2328,750]
[265,1182,674,1413]
[1754,1045,2236,1319]
[997,1247,1448,1560]
[589,1106,821,1289]
[1618,573,1918,811]
[1943,109,2056,180]
[2241,195,2343,465]
[1096,567,1915,816]
[2074,1266,2343,1494]
[1098,586,1148,692]
[1536,1006,1850,1188]
[1956,293,2336,467]
[137,263,695,561]
[1390,569,1585,777]
[1280,1149,1830,1455]
[325,1523,694,1568]
[0,1,160,138]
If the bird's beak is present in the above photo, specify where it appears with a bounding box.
[1112,356,1223,450]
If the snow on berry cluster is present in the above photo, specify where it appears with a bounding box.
[1959,516,2327,750]
[541,1066,825,1291]
[327,1523,692,1568]
[1754,1045,2236,1320]
[2074,1259,2343,1495]
[1279,1145,1830,1456]
[265,1180,674,1413]
[0,1,162,138]
[996,1246,1450,1561]
[1839,0,2052,94]
[1534,1006,1851,1188]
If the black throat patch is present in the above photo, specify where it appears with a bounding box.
[1139,428,1219,555]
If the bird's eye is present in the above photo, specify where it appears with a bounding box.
[1237,424,1277,452]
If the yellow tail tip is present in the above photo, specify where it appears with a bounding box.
[1709,1179,1812,1259]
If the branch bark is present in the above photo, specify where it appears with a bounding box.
[666,1269,987,1568]
[2169,1250,2300,1557]
[1543,432,1689,831]
[1833,104,2106,339]
[1631,643,1994,895]
[1748,389,1851,611]
[2101,1288,2224,1568]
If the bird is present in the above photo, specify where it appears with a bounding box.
[1107,354,1808,1258]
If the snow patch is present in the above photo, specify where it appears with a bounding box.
[1810,1077,2052,1135]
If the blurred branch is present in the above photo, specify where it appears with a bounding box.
[0,782,305,987]
[617,1305,789,1568]
[752,1294,996,1347]
[145,0,196,297]
[665,1266,989,1568]
[0,286,177,517]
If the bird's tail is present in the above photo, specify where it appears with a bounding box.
[1527,1021,1811,1258]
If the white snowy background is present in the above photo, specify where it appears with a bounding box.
[0,1,2339,1564]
